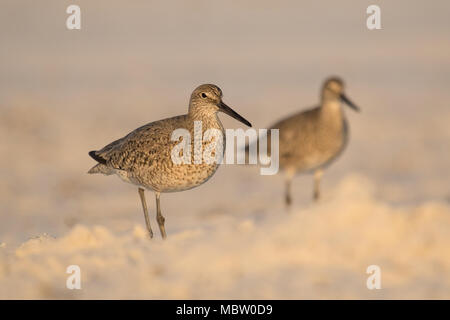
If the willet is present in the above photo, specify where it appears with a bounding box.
[88,84,251,239]
[263,77,360,206]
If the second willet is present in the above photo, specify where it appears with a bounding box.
[88,84,252,239]
[261,77,360,206]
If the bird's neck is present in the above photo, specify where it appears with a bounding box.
[319,99,344,125]
[188,108,223,132]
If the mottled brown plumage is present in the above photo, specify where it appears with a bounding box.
[88,84,251,239]
[88,114,222,192]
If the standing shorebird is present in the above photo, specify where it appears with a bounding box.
[263,77,360,206]
[88,84,251,239]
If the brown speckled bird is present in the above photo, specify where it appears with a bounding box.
[88,84,251,239]
[265,77,360,206]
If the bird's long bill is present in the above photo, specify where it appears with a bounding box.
[340,93,360,112]
[218,101,252,127]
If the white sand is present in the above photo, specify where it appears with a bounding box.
[1,175,450,299]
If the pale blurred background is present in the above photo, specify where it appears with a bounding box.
[0,0,449,299]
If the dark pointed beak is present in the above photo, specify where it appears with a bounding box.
[340,93,360,112]
[218,101,252,127]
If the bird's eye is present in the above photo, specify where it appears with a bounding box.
[201,93,207,98]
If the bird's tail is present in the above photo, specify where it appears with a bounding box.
[88,150,107,164]
[87,163,114,175]
[88,150,113,175]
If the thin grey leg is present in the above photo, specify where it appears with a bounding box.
[313,169,323,202]
[285,178,292,207]
[138,188,153,239]
[155,192,167,239]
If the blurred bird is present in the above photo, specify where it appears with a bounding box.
[253,77,360,206]
[88,84,251,239]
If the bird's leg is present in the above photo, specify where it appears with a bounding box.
[155,192,167,239]
[138,188,153,239]
[313,169,323,201]
[285,178,292,207]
